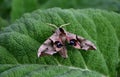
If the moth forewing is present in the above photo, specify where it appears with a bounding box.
[38,38,54,57]
[76,36,97,50]
[38,33,58,57]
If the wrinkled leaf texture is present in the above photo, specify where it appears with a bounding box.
[0,8,120,77]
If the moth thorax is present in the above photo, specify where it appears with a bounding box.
[61,36,66,42]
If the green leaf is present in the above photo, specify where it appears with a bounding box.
[11,0,38,22]
[0,64,104,77]
[0,8,120,77]
[97,10,120,77]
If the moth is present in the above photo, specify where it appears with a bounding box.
[38,23,96,58]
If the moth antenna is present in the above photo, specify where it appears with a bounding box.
[60,23,70,28]
[47,23,58,29]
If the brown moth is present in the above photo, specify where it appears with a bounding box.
[38,23,96,58]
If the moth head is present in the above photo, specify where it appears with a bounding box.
[54,28,66,35]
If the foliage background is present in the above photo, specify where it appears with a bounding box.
[0,0,120,77]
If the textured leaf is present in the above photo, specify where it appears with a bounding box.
[97,10,120,76]
[0,8,120,77]
[0,64,104,77]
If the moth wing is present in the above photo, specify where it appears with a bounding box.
[38,33,58,57]
[40,47,57,56]
[77,36,96,50]
[66,32,96,50]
